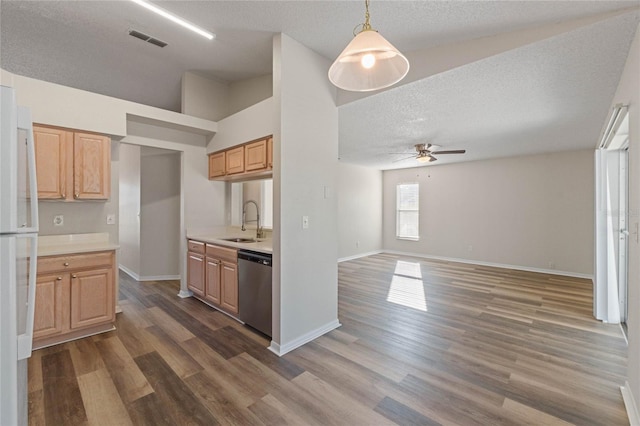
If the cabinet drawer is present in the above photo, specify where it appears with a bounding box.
[188,240,205,254]
[206,244,237,264]
[38,251,113,274]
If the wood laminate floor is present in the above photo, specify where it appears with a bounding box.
[28,254,628,425]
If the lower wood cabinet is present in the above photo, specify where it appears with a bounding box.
[187,240,238,315]
[220,261,238,313]
[187,242,205,298]
[33,250,116,349]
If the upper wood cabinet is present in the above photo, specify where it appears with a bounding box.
[226,146,245,175]
[208,135,273,181]
[208,152,225,179]
[33,127,70,200]
[73,132,111,200]
[245,139,268,172]
[34,125,111,201]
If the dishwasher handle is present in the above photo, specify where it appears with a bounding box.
[238,250,272,267]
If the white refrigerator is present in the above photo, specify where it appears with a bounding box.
[0,85,39,426]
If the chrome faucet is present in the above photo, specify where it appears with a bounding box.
[242,200,264,239]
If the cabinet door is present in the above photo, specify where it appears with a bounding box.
[33,126,69,200]
[220,261,238,314]
[245,139,268,172]
[73,132,111,200]
[267,137,273,169]
[187,252,205,297]
[226,146,245,175]
[208,152,226,178]
[70,267,114,330]
[205,257,221,305]
[33,273,69,339]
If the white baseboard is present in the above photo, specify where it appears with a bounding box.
[119,265,180,282]
[338,250,383,263]
[622,382,640,426]
[268,319,341,357]
[177,289,193,298]
[137,275,180,282]
[119,265,140,281]
[382,250,593,280]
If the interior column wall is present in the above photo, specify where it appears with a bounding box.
[272,33,339,353]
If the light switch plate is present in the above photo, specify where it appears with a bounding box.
[106,214,116,225]
[302,216,309,229]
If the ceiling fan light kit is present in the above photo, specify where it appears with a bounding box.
[328,0,409,92]
[394,143,466,164]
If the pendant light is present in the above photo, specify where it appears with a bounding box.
[328,0,409,92]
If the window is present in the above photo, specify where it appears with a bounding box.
[396,183,419,240]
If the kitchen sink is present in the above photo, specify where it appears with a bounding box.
[220,237,256,243]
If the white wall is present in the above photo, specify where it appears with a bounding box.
[271,33,339,353]
[383,150,594,276]
[118,144,141,275]
[207,97,274,153]
[181,71,273,123]
[140,149,180,279]
[181,72,230,122]
[228,74,273,117]
[337,163,383,260]
[609,22,640,422]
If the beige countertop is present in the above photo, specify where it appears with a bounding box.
[187,230,273,254]
[38,233,119,257]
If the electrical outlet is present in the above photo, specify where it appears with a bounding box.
[53,215,64,227]
[467,245,473,252]
[302,216,309,229]
[106,214,116,225]
[548,261,556,269]
[356,241,360,248]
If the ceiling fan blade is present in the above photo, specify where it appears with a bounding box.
[393,155,416,163]
[426,144,441,152]
[431,150,466,155]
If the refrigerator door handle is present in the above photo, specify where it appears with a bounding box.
[17,235,37,360]
[17,106,38,231]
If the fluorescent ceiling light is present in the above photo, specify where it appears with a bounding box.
[130,0,215,40]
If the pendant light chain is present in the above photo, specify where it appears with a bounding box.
[363,0,371,31]
[354,0,373,35]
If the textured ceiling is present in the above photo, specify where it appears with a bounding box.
[1,0,639,170]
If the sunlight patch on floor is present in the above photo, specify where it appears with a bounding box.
[387,261,427,311]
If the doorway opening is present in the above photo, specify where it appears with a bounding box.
[118,143,181,281]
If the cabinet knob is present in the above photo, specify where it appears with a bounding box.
[56,276,62,281]
[63,262,69,266]
[72,274,77,279]
[74,193,79,199]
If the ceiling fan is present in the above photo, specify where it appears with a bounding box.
[395,143,466,163]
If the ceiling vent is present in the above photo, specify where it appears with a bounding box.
[128,29,167,48]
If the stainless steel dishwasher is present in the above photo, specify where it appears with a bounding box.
[237,250,272,337]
